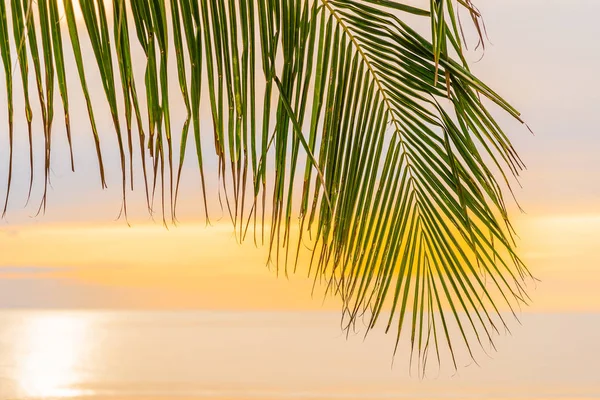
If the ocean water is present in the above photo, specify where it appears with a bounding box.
[0,311,597,399]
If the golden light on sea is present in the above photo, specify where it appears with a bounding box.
[17,313,90,398]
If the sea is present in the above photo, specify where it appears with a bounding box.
[0,311,597,399]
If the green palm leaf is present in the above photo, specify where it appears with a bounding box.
[0,0,532,371]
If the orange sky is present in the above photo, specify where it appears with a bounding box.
[0,212,598,311]
[0,221,345,309]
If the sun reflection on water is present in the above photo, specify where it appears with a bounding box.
[18,313,91,398]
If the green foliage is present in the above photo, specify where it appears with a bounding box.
[0,0,533,372]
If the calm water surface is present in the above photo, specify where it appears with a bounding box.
[0,311,597,399]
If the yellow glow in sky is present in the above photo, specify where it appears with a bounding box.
[0,213,598,311]
[0,221,343,310]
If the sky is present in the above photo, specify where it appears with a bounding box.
[0,0,598,312]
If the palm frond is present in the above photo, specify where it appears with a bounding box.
[0,0,533,371]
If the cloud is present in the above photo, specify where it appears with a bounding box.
[0,228,20,238]
[0,266,71,275]
[0,278,148,309]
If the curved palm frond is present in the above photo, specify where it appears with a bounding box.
[0,0,533,372]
